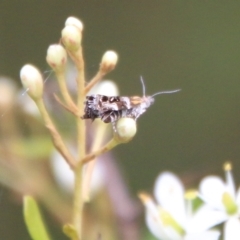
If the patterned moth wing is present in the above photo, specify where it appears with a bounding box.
[81,94,155,123]
[82,77,180,124]
[81,95,100,121]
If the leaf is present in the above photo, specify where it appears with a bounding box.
[23,196,52,240]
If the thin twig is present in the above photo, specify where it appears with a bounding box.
[54,94,79,117]
[84,71,104,94]
[35,98,76,169]
[68,47,86,240]
[81,138,120,165]
[55,71,78,112]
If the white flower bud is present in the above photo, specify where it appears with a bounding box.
[115,118,137,142]
[46,44,67,72]
[61,25,81,52]
[20,64,43,100]
[65,17,83,32]
[100,50,118,73]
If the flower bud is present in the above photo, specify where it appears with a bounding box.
[100,50,118,74]
[20,64,43,100]
[61,25,81,52]
[114,118,137,142]
[46,44,67,72]
[65,17,83,32]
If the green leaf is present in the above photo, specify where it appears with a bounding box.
[23,196,52,240]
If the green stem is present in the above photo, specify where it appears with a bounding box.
[69,47,85,240]
[81,138,119,164]
[72,164,83,240]
[56,71,78,112]
[35,98,76,169]
[84,70,104,94]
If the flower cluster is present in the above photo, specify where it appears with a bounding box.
[140,163,240,240]
[18,16,138,240]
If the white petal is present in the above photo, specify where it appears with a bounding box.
[51,149,74,193]
[154,172,186,224]
[185,230,220,240]
[51,149,104,195]
[145,200,169,240]
[186,205,228,233]
[199,176,226,209]
[224,218,240,240]
[146,212,165,239]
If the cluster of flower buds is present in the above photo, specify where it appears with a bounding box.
[19,16,138,240]
[20,16,136,145]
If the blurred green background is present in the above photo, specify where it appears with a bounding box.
[1,1,240,239]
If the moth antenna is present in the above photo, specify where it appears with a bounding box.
[151,89,181,98]
[140,76,146,97]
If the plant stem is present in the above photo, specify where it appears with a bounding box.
[35,98,76,169]
[84,70,104,94]
[72,164,83,240]
[81,138,119,164]
[69,47,85,240]
[55,71,78,111]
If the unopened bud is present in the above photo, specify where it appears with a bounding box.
[20,64,43,100]
[65,17,83,32]
[100,50,118,74]
[46,44,67,72]
[61,25,81,52]
[114,118,137,142]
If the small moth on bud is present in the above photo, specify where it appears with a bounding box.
[82,77,180,124]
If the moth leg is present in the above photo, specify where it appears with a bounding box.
[81,108,100,121]
[100,110,121,123]
[112,121,117,132]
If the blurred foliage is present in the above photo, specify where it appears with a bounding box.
[24,196,52,240]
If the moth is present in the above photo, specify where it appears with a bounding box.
[81,77,180,123]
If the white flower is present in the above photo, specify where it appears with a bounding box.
[140,172,220,240]
[50,145,105,196]
[199,162,240,240]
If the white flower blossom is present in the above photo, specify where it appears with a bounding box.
[140,172,220,240]
[199,162,240,240]
[50,146,105,196]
